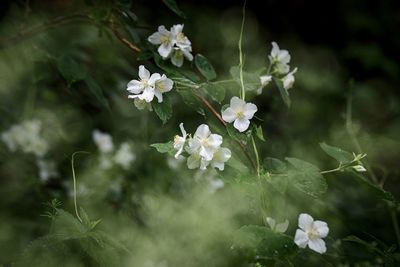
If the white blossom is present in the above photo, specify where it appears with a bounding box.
[148,25,174,58]
[186,151,210,170]
[171,24,191,49]
[282,67,298,91]
[209,178,225,193]
[222,97,258,132]
[266,217,289,233]
[294,213,329,254]
[37,159,58,182]
[257,75,272,94]
[186,124,222,161]
[173,123,187,159]
[1,119,48,157]
[127,65,173,103]
[210,147,231,171]
[352,165,366,172]
[92,129,114,153]
[269,41,291,74]
[114,142,136,169]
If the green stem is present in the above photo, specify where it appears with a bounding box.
[251,136,260,177]
[71,151,89,223]
[238,0,246,100]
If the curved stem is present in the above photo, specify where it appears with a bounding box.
[238,0,247,100]
[71,151,90,223]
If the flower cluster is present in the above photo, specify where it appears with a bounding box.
[92,130,136,170]
[173,124,231,171]
[148,24,193,67]
[127,65,173,105]
[259,41,298,93]
[222,96,258,132]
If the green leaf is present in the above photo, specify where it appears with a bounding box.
[320,142,353,164]
[195,54,217,80]
[57,56,86,86]
[50,209,87,241]
[152,96,172,124]
[255,125,265,142]
[150,142,175,155]
[201,83,225,103]
[264,173,288,194]
[162,0,186,18]
[274,77,291,108]
[263,158,286,173]
[229,66,260,92]
[178,90,205,116]
[233,225,297,259]
[85,75,110,110]
[286,157,327,197]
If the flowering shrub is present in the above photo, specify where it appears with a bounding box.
[0,1,399,267]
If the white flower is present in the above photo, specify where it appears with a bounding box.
[114,142,136,169]
[173,123,187,159]
[171,24,191,49]
[92,129,114,153]
[148,25,174,58]
[154,74,174,103]
[127,65,160,103]
[352,165,366,172]
[37,159,58,182]
[269,41,291,74]
[210,147,231,171]
[186,124,222,161]
[282,67,298,91]
[266,217,289,233]
[127,65,173,103]
[1,119,48,157]
[170,46,193,67]
[222,97,258,132]
[257,75,272,94]
[209,178,225,193]
[294,213,329,254]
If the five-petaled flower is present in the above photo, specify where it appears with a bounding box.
[148,25,174,58]
[187,124,222,161]
[294,213,329,254]
[222,97,258,132]
[269,41,291,75]
[127,65,173,103]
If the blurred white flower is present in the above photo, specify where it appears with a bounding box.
[257,75,272,94]
[187,124,222,161]
[92,129,114,153]
[282,67,298,91]
[266,217,289,233]
[352,165,367,172]
[210,147,231,171]
[148,25,174,58]
[114,142,136,169]
[268,41,291,74]
[209,178,225,193]
[173,123,187,159]
[99,155,113,169]
[37,159,58,183]
[294,213,329,254]
[167,155,185,170]
[222,97,258,132]
[1,119,48,157]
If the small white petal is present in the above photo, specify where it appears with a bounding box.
[313,220,329,238]
[138,65,150,80]
[266,217,276,229]
[243,103,257,119]
[148,32,162,45]
[194,124,211,139]
[233,118,250,132]
[294,229,309,248]
[298,213,314,231]
[230,96,245,112]
[127,80,143,94]
[158,43,173,58]
[308,238,327,254]
[154,90,163,103]
[260,75,272,87]
[139,87,155,102]
[275,220,289,233]
[148,73,161,85]
[221,108,237,123]
[171,50,184,67]
[207,134,223,148]
[187,153,201,169]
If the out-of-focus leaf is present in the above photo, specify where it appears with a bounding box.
[255,125,265,142]
[152,95,172,124]
[263,158,286,173]
[57,56,86,86]
[320,142,354,164]
[201,83,225,103]
[274,77,291,108]
[286,157,327,197]
[178,90,205,116]
[162,0,186,18]
[85,75,110,110]
[195,54,217,81]
[150,142,175,155]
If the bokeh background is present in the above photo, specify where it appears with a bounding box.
[0,0,399,266]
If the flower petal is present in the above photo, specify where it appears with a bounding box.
[158,43,173,58]
[298,213,314,231]
[187,153,200,169]
[294,229,309,248]
[127,80,143,94]
[233,118,250,132]
[154,90,163,103]
[148,73,161,85]
[243,103,257,119]
[138,87,155,102]
[314,220,329,238]
[275,220,289,233]
[308,238,327,254]
[221,107,237,123]
[207,134,223,148]
[138,65,150,80]
[194,124,210,139]
[171,51,184,67]
[148,32,162,45]
[230,96,245,112]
